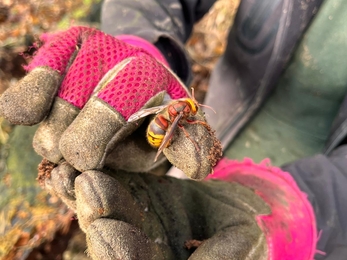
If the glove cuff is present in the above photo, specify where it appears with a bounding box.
[115,35,169,67]
[207,158,318,260]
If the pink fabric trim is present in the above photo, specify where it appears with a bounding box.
[115,35,169,67]
[206,158,317,260]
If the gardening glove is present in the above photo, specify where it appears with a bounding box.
[0,26,221,179]
[41,157,316,260]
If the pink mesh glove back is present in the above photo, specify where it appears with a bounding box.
[27,27,186,119]
[0,26,218,177]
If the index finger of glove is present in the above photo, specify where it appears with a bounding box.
[0,27,91,125]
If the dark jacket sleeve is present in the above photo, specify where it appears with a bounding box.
[282,145,347,260]
[100,0,217,84]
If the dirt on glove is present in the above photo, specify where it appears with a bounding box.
[37,158,57,186]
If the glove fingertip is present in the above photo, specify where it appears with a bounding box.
[0,67,61,125]
[86,219,165,260]
[164,110,222,180]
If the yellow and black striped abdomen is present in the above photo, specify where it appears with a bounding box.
[146,114,169,148]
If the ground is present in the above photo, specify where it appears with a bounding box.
[0,0,239,258]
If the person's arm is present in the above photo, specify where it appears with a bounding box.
[101,0,218,84]
[282,145,347,259]
[101,0,217,43]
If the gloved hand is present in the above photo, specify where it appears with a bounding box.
[40,157,316,260]
[0,26,221,179]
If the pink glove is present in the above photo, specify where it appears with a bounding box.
[41,156,317,259]
[0,26,220,178]
[207,158,318,260]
